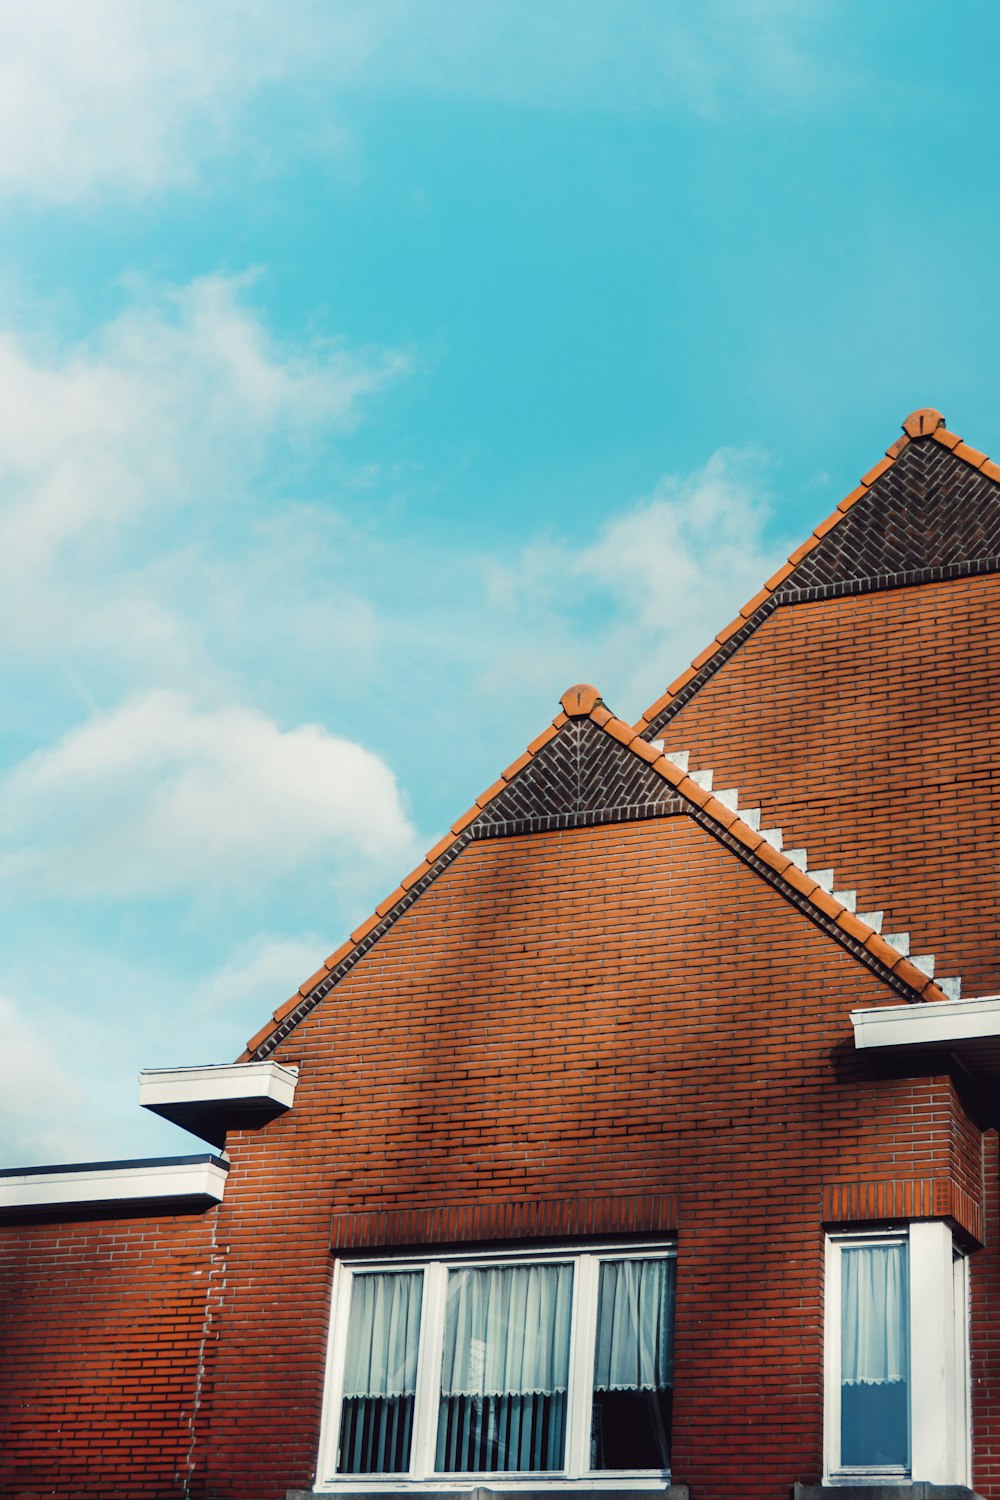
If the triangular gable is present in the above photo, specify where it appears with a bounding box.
[242,685,949,1062]
[475,713,682,837]
[637,408,1000,738]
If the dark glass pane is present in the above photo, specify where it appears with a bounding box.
[841,1380,908,1468]
[436,1391,567,1472]
[591,1387,672,1469]
[338,1394,416,1474]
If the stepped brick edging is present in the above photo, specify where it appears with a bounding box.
[330,1192,678,1251]
[244,689,949,1063]
[636,409,1000,738]
[823,1177,983,1246]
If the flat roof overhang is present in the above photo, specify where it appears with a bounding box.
[852,994,1000,1077]
[0,1153,229,1215]
[138,1060,299,1146]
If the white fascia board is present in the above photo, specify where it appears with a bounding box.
[852,994,1000,1051]
[138,1060,298,1111]
[0,1154,228,1211]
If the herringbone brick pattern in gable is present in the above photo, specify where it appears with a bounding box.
[778,438,1000,597]
[475,718,682,836]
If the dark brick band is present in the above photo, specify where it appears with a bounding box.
[330,1192,678,1252]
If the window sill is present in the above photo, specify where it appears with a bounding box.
[794,1485,984,1499]
[293,1488,689,1500]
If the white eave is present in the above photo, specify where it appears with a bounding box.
[138,1060,298,1145]
[852,994,1000,1076]
[0,1153,228,1214]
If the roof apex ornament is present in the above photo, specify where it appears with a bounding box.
[902,407,946,438]
[560,683,602,717]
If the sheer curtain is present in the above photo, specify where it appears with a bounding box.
[338,1271,423,1474]
[592,1257,674,1469]
[437,1263,573,1472]
[840,1244,909,1468]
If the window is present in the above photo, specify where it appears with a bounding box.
[317,1243,676,1489]
[824,1224,970,1486]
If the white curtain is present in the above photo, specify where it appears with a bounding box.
[437,1263,572,1472]
[440,1263,573,1398]
[841,1244,908,1385]
[343,1270,423,1398]
[594,1257,675,1392]
[338,1271,423,1475]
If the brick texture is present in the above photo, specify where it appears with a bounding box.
[192,817,986,1500]
[330,1191,678,1250]
[641,437,1000,734]
[657,574,1000,994]
[776,439,1000,599]
[0,1207,221,1499]
[475,717,683,835]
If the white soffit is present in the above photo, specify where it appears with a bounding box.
[0,1154,229,1212]
[139,1060,298,1111]
[852,994,1000,1074]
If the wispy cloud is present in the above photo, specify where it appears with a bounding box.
[0,274,405,675]
[476,448,795,716]
[0,1,849,203]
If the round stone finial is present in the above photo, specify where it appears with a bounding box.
[560,683,602,717]
[902,408,945,438]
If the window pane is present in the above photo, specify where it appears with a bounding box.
[337,1270,423,1474]
[437,1262,573,1472]
[592,1257,674,1470]
[840,1244,909,1468]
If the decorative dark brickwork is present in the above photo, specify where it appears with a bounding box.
[475,717,683,836]
[641,438,1000,737]
[330,1192,678,1251]
[777,439,1000,597]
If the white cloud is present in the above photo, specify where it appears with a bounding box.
[0,1,373,201]
[0,692,416,899]
[479,449,795,715]
[0,1,847,203]
[0,275,405,669]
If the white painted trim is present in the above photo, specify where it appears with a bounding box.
[824,1226,971,1486]
[0,1155,228,1210]
[315,1242,676,1492]
[138,1060,298,1110]
[910,1222,955,1484]
[851,995,1000,1051]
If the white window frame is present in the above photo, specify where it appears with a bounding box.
[824,1224,971,1488]
[316,1240,676,1492]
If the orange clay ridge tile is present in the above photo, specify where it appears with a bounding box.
[633,406,997,735]
[240,686,947,1058]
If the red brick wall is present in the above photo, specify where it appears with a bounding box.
[196,816,983,1500]
[659,574,1000,995]
[0,1207,220,1500]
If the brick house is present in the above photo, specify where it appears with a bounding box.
[2,405,999,1500]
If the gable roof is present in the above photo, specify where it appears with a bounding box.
[635,408,1000,739]
[241,683,951,1063]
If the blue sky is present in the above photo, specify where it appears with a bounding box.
[2,0,999,1164]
